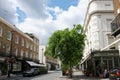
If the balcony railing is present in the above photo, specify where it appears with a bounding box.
[111,13,120,37]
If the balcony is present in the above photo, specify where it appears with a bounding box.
[111,13,120,37]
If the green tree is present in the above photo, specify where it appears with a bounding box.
[45,24,85,77]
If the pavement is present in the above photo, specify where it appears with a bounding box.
[56,70,109,80]
[0,74,22,80]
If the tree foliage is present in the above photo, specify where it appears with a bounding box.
[45,24,85,67]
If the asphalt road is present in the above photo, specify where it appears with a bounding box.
[0,71,61,80]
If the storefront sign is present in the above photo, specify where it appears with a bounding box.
[94,52,118,57]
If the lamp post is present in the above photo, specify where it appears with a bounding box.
[41,48,44,64]
[7,31,14,77]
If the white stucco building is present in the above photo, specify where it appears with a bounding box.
[39,45,46,65]
[81,0,120,76]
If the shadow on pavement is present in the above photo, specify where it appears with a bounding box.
[59,71,108,80]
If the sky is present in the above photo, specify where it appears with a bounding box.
[0,0,89,45]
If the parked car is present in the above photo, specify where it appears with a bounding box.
[23,68,39,77]
[38,66,48,74]
[109,67,120,80]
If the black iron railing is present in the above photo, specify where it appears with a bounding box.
[111,13,120,37]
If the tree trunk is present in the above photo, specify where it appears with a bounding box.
[69,61,72,78]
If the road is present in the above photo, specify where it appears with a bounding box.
[1,71,61,80]
[1,70,109,80]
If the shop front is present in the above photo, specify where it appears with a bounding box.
[81,50,120,77]
[0,57,7,75]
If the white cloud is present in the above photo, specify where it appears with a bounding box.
[0,0,18,24]
[15,0,49,19]
[0,0,89,45]
[53,0,89,30]
[17,17,56,45]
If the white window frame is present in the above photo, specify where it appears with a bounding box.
[30,53,32,59]
[21,39,24,46]
[15,35,19,44]
[6,31,12,40]
[21,49,23,57]
[26,51,28,58]
[14,48,18,56]
[6,45,10,55]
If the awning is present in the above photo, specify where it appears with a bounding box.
[80,54,91,64]
[26,61,45,67]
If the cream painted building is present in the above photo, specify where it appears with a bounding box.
[81,0,120,76]
[39,45,61,70]
[39,45,46,65]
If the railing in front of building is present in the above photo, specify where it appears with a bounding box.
[0,52,39,63]
[111,13,120,37]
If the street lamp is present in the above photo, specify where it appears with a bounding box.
[7,31,14,77]
[41,48,44,64]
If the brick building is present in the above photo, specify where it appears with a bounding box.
[0,17,39,75]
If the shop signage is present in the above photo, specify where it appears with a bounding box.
[94,52,118,57]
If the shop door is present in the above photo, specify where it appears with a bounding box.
[103,59,112,70]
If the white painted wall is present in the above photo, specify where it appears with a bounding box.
[39,45,46,65]
[83,0,114,58]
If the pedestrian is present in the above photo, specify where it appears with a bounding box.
[103,69,108,78]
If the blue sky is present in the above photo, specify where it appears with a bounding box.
[16,0,79,22]
[16,7,27,23]
[47,0,79,10]
[0,0,88,45]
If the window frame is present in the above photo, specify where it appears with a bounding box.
[6,31,12,40]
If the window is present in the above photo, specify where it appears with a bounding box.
[0,42,1,48]
[106,19,112,32]
[6,31,12,40]
[6,45,10,55]
[34,46,36,51]
[0,27,3,37]
[117,9,120,14]
[15,35,19,44]
[21,49,23,57]
[26,41,29,48]
[30,45,32,50]
[30,53,32,58]
[14,48,18,56]
[13,61,21,71]
[26,51,28,58]
[105,4,111,6]
[21,39,24,46]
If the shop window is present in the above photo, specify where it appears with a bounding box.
[12,61,21,71]
[114,58,119,67]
